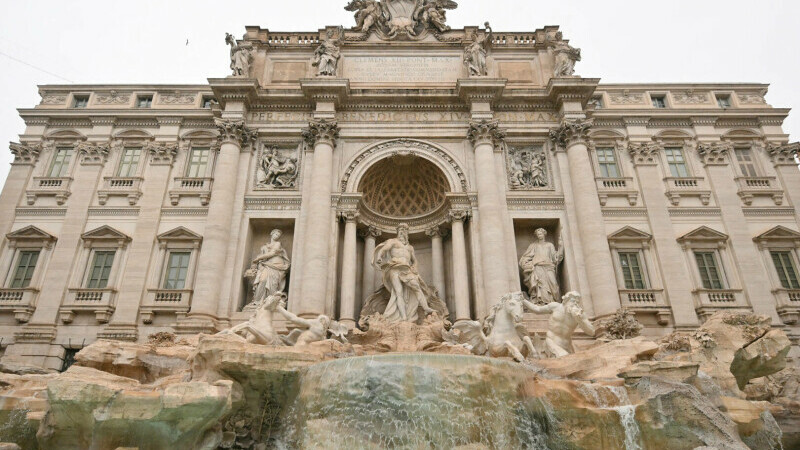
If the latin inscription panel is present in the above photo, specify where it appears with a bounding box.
[344,56,463,83]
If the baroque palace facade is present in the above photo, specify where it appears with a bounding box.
[1,2,800,370]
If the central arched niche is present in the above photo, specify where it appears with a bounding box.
[358,155,449,219]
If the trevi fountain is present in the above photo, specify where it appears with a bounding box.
[0,1,798,449]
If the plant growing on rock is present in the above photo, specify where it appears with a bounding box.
[595,308,643,340]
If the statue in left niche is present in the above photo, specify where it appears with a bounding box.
[225,33,253,77]
[463,23,492,76]
[257,147,299,189]
[243,229,290,310]
[313,26,343,77]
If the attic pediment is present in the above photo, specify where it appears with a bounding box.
[157,226,202,242]
[7,225,56,242]
[677,226,728,243]
[608,226,652,241]
[81,225,131,242]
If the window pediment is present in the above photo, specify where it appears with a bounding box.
[157,226,202,244]
[81,225,131,247]
[609,226,652,241]
[7,225,57,247]
[754,226,800,247]
[677,226,729,244]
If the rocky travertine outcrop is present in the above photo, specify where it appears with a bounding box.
[0,311,795,449]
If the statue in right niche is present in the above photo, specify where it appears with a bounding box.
[519,228,564,305]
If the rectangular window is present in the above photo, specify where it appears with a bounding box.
[10,250,40,288]
[619,252,647,289]
[202,96,215,108]
[734,148,758,177]
[694,251,725,290]
[651,95,666,108]
[716,95,731,108]
[596,148,620,178]
[665,147,689,178]
[136,95,153,108]
[163,251,191,290]
[186,147,210,178]
[72,95,89,108]
[117,147,142,177]
[48,147,73,177]
[771,251,800,289]
[592,96,604,109]
[86,250,116,289]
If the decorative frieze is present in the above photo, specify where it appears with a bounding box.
[145,141,179,166]
[696,141,733,166]
[302,119,340,147]
[548,119,592,150]
[243,197,302,211]
[627,141,662,166]
[95,91,130,105]
[215,118,258,147]
[9,142,41,165]
[76,142,110,165]
[158,92,197,105]
[608,91,644,104]
[255,146,300,190]
[767,142,799,166]
[738,93,767,104]
[505,145,550,189]
[40,94,67,105]
[468,120,506,148]
[673,91,709,104]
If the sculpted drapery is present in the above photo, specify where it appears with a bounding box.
[519,228,564,304]
[250,229,290,306]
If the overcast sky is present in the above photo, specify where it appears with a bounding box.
[0,0,798,187]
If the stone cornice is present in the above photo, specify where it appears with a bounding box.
[696,141,733,166]
[302,119,340,147]
[467,120,505,148]
[548,118,592,150]
[767,142,799,167]
[214,118,257,147]
[627,141,663,166]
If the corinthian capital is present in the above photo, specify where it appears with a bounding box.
[9,142,41,165]
[627,141,663,166]
[767,142,799,166]
[696,141,733,166]
[76,142,110,165]
[302,119,340,147]
[215,118,257,147]
[467,120,506,147]
[548,118,592,150]
[145,141,179,166]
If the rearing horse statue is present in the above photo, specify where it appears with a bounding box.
[445,291,538,362]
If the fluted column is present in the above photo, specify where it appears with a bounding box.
[338,211,359,327]
[0,144,39,241]
[468,120,512,307]
[360,226,381,300]
[297,119,339,317]
[185,119,256,331]
[550,119,621,317]
[426,227,447,301]
[449,210,472,322]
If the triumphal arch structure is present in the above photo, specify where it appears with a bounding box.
[1,0,800,370]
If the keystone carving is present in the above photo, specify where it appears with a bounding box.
[467,120,505,147]
[145,142,179,166]
[9,142,41,165]
[302,119,340,147]
[215,119,257,147]
[548,119,592,150]
[696,142,733,166]
[76,142,110,165]
[627,141,663,166]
